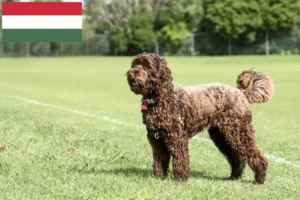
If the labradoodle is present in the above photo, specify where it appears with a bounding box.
[126,53,274,184]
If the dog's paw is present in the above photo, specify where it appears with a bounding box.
[253,175,266,185]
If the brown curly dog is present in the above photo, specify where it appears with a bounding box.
[126,53,274,184]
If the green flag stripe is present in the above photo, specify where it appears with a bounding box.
[2,29,82,42]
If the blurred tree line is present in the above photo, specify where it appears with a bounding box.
[1,0,300,56]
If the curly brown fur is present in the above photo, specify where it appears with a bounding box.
[126,53,274,184]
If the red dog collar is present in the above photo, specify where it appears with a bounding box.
[141,94,162,111]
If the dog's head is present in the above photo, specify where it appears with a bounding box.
[126,53,173,96]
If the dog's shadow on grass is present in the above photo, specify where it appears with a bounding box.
[71,165,251,183]
[104,167,224,181]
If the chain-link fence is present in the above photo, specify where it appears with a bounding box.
[0,28,300,57]
[155,28,300,56]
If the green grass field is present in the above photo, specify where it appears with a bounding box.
[0,56,300,199]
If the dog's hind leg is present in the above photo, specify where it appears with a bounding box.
[147,133,170,178]
[219,121,268,184]
[208,127,246,180]
[241,123,268,184]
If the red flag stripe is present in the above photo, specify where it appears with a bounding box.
[2,2,82,16]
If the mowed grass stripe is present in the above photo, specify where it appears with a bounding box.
[2,29,82,42]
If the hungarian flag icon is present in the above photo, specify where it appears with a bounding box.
[2,2,82,42]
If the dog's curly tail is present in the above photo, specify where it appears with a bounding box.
[236,69,274,104]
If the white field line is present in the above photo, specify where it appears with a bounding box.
[265,154,300,168]
[2,94,299,169]
[1,95,140,129]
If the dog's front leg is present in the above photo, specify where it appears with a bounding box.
[147,133,170,178]
[167,138,190,181]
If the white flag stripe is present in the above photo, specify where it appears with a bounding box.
[2,16,82,29]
